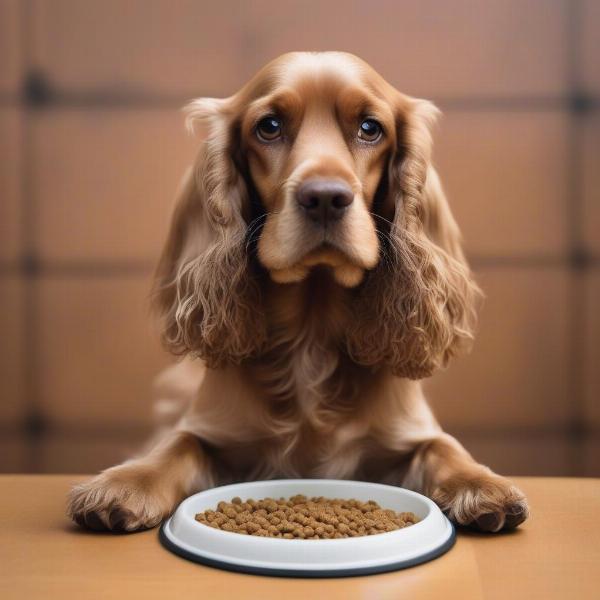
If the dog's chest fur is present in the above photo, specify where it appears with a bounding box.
[242,273,376,478]
[191,272,436,483]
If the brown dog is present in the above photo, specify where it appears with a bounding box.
[68,52,529,534]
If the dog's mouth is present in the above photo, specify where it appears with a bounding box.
[267,243,369,287]
[256,197,381,287]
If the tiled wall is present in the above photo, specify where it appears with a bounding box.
[0,0,598,476]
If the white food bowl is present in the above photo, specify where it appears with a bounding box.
[160,479,455,577]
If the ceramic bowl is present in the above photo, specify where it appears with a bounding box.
[160,478,455,577]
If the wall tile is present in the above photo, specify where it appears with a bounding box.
[582,436,600,477]
[435,111,569,258]
[583,269,600,428]
[28,112,572,265]
[0,277,24,425]
[243,0,568,99]
[0,0,22,94]
[31,109,197,262]
[33,434,575,476]
[37,433,147,474]
[37,275,172,429]
[581,0,600,95]
[0,108,22,262]
[458,433,572,476]
[582,113,600,255]
[425,267,571,430]
[0,436,28,473]
[30,0,243,96]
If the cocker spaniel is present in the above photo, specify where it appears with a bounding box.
[68,52,529,534]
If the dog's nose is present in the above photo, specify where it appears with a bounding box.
[296,179,354,224]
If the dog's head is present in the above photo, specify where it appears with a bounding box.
[154,52,479,378]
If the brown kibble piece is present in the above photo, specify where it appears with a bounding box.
[195,495,418,539]
[281,521,295,533]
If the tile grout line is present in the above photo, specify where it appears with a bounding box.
[1,255,600,279]
[19,0,44,473]
[564,0,588,476]
[15,89,600,113]
[2,420,598,442]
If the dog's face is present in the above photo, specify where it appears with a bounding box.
[239,53,396,286]
[155,52,478,378]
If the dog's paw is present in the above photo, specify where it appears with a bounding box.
[431,473,529,533]
[67,465,172,532]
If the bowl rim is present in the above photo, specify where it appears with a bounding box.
[176,478,434,544]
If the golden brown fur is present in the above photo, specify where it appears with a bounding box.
[68,52,528,534]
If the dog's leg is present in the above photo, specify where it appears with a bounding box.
[67,430,213,532]
[403,432,529,532]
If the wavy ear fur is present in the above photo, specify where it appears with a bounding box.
[346,98,480,379]
[153,99,266,366]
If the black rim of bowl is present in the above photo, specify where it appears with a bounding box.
[158,519,456,578]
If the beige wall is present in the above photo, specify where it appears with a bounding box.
[0,0,598,475]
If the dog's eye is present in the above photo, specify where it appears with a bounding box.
[358,119,382,143]
[256,116,282,142]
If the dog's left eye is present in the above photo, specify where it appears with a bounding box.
[256,116,282,142]
[358,119,382,143]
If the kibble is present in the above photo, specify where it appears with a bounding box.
[194,495,419,539]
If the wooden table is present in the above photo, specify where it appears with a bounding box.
[0,476,598,599]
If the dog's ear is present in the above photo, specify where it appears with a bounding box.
[152,98,265,366]
[347,97,480,379]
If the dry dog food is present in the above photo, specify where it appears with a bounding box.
[194,494,419,539]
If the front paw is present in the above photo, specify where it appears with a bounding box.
[431,474,529,533]
[67,465,172,532]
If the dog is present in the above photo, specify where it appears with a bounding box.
[68,52,529,534]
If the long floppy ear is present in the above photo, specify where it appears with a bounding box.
[152,98,266,366]
[347,98,480,379]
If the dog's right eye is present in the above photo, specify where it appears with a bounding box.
[256,116,282,142]
[358,118,383,143]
